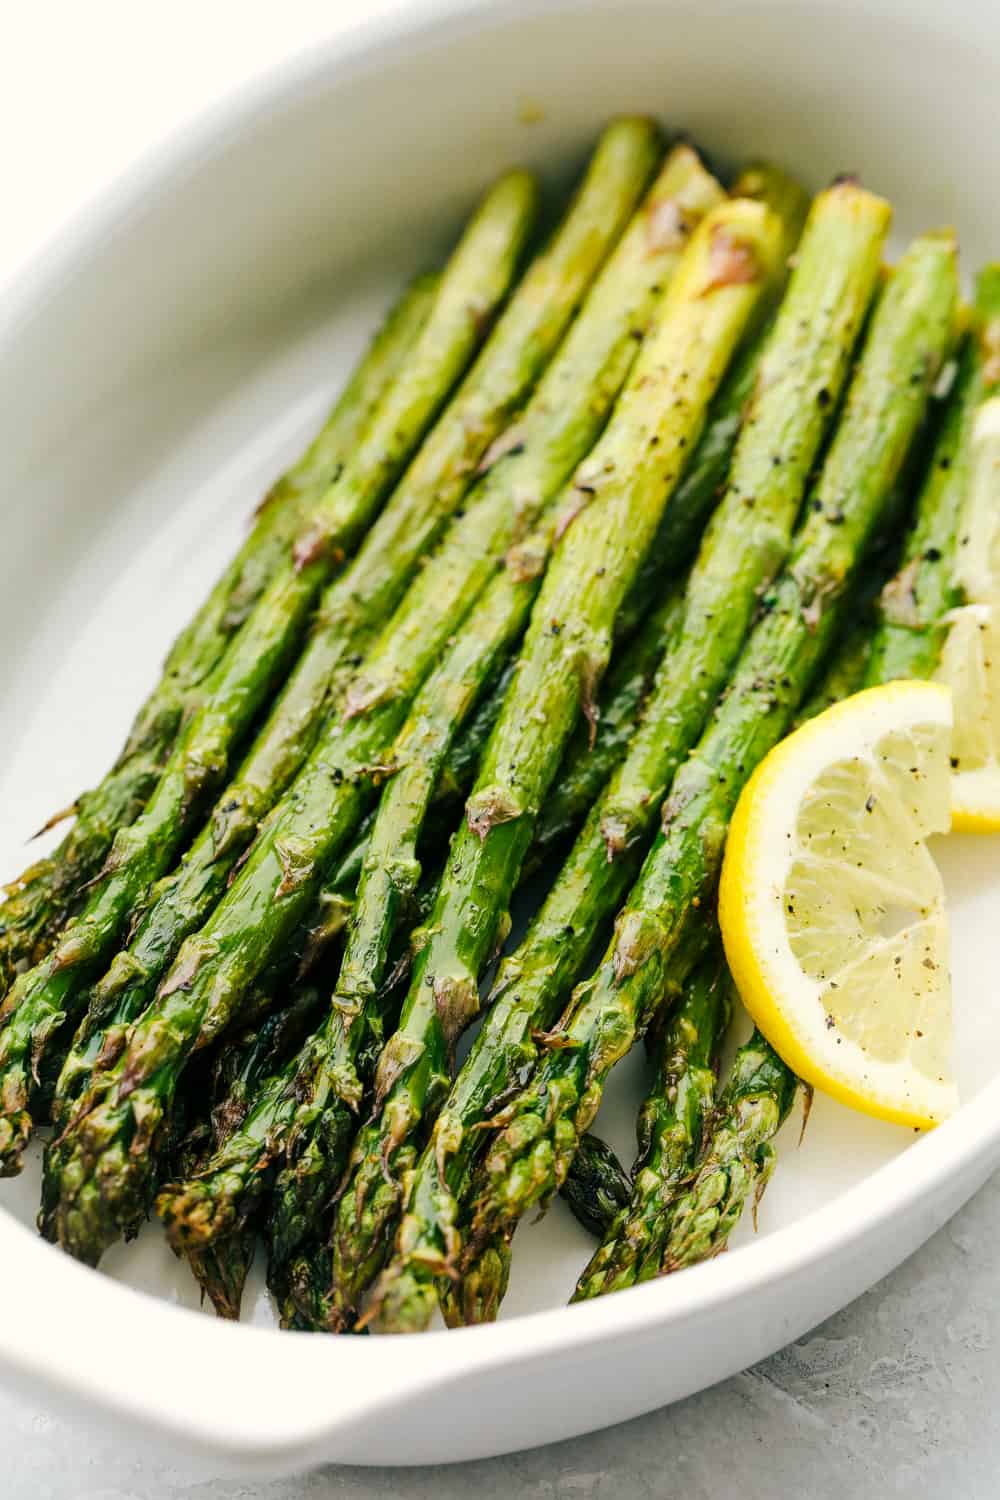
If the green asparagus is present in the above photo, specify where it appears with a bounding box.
[48,131,704,1265]
[152,144,728,1305]
[175,980,328,1319]
[0,169,539,1177]
[334,195,786,1330]
[0,275,438,995]
[571,950,731,1297]
[559,1132,633,1238]
[49,122,661,1139]
[655,1023,799,1272]
[443,168,806,856]
[370,179,894,1334]
[447,1126,644,1318]
[468,229,957,1265]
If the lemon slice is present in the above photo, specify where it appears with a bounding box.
[719,680,955,1129]
[936,603,1000,830]
[933,395,1000,829]
[953,396,1000,607]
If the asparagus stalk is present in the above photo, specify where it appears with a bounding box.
[468,229,958,1262]
[653,265,1000,1273]
[867,264,1000,683]
[607,162,807,639]
[440,1233,514,1329]
[654,1022,798,1272]
[335,195,786,1330]
[152,145,728,1301]
[175,980,328,1319]
[571,951,731,1297]
[559,1132,633,1238]
[451,304,775,862]
[794,615,875,718]
[370,180,894,1334]
[46,130,695,1265]
[526,585,687,868]
[0,169,540,1176]
[48,124,661,1138]
[0,275,438,995]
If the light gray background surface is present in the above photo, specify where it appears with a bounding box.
[5,1171,997,1499]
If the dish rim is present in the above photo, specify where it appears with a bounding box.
[1,0,998,1469]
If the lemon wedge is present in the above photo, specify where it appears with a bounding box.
[953,395,1000,608]
[936,396,1000,829]
[936,603,1000,830]
[719,680,956,1129]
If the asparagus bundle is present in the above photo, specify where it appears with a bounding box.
[467,230,957,1294]
[571,951,732,1298]
[0,169,541,1175]
[153,144,728,1312]
[175,980,329,1319]
[370,179,892,1334]
[332,196,786,1331]
[0,276,439,997]
[46,121,660,1145]
[46,129,703,1267]
[635,261,1000,1275]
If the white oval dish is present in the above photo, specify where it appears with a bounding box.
[1,0,998,1476]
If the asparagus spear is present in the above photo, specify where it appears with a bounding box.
[571,950,731,1297]
[526,585,687,868]
[334,196,786,1330]
[0,275,438,995]
[654,1022,798,1272]
[47,132,698,1264]
[610,162,807,641]
[794,615,875,718]
[651,265,1000,1273]
[370,180,894,1334]
[48,124,661,1138]
[152,145,729,1298]
[867,264,1000,683]
[468,229,958,1263]
[559,1132,633,1238]
[175,980,329,1319]
[440,1233,514,1329]
[0,169,540,1177]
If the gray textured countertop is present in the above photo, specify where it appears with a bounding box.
[5,1172,997,1499]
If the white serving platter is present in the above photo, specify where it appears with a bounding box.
[0,0,998,1476]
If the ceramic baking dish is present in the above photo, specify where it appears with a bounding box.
[1,0,998,1475]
